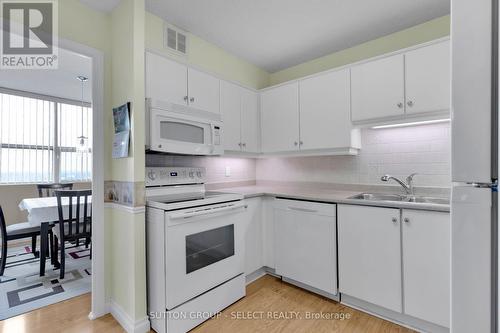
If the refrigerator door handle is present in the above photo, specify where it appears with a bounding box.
[466,181,498,190]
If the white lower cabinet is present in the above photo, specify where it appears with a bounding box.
[338,204,450,328]
[242,197,264,276]
[338,205,402,312]
[402,209,450,328]
[273,199,337,295]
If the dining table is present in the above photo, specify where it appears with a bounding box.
[18,196,92,276]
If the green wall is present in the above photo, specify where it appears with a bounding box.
[269,15,450,85]
[58,0,112,181]
[109,0,147,321]
[145,12,270,89]
[60,0,148,324]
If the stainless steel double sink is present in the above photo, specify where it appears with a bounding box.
[348,193,449,205]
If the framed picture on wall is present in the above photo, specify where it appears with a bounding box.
[112,102,131,159]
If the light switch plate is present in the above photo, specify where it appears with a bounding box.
[225,166,231,177]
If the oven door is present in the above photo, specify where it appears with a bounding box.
[164,201,246,309]
[149,108,222,155]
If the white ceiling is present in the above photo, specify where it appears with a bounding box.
[79,0,121,13]
[146,0,450,72]
[0,48,92,103]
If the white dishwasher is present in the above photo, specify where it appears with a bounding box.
[273,198,338,299]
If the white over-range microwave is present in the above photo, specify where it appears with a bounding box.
[146,98,224,155]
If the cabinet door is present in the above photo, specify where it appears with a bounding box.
[261,83,300,153]
[242,198,263,276]
[274,199,337,295]
[299,69,352,150]
[338,205,402,312]
[241,89,261,153]
[405,41,451,115]
[187,67,220,114]
[402,210,450,327]
[145,52,187,105]
[220,81,242,151]
[351,54,405,122]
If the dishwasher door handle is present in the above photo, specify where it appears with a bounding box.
[287,206,318,213]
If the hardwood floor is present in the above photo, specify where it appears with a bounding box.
[191,275,415,333]
[0,275,415,333]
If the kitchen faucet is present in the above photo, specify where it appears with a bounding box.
[380,173,418,195]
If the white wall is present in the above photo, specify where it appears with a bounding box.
[257,122,451,187]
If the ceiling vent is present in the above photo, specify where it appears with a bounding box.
[164,23,188,56]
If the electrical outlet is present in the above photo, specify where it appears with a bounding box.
[225,166,231,177]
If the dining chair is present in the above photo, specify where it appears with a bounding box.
[36,184,73,252]
[37,183,74,198]
[53,189,92,279]
[0,205,44,276]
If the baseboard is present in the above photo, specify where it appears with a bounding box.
[341,294,449,333]
[107,299,151,333]
[245,267,267,284]
[281,276,339,302]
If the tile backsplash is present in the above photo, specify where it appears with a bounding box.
[146,154,257,184]
[146,122,451,188]
[256,122,451,187]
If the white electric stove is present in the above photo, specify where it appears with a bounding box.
[146,167,246,333]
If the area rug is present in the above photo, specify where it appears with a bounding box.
[0,244,91,320]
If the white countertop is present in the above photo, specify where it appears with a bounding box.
[219,184,450,212]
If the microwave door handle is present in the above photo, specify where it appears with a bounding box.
[210,124,216,148]
[169,203,248,220]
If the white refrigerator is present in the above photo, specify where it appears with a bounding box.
[451,0,498,332]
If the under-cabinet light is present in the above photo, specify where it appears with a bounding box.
[371,118,450,129]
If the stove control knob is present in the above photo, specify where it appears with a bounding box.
[189,171,194,178]
[196,171,202,178]
[147,170,157,181]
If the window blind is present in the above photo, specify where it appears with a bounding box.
[0,89,92,184]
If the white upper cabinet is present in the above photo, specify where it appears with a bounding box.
[220,81,261,153]
[299,68,356,150]
[402,210,450,328]
[351,54,405,122]
[405,40,451,115]
[187,67,220,114]
[351,40,450,124]
[240,89,261,153]
[145,51,220,114]
[261,82,300,153]
[220,81,242,151]
[146,52,188,105]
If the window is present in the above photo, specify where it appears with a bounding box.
[0,89,92,184]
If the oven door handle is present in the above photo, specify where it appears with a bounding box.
[169,203,248,220]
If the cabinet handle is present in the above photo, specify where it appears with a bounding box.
[294,141,298,146]
[392,217,398,223]
[407,100,414,107]
[404,218,410,223]
[242,143,246,147]
[183,96,188,102]
[299,141,304,145]
[397,102,403,109]
[190,97,195,103]
[238,143,242,147]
